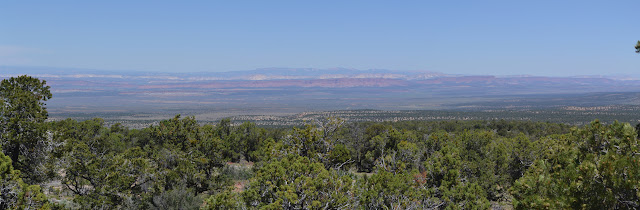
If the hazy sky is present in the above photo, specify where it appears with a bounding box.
[1,1,638,76]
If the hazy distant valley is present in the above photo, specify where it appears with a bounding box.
[3,66,640,128]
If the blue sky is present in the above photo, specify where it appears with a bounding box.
[1,1,638,76]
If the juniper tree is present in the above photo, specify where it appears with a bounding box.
[0,75,52,183]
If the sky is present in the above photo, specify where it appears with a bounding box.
[1,1,638,76]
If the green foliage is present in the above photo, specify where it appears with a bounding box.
[52,118,154,208]
[636,40,640,53]
[423,144,491,209]
[358,169,440,209]
[46,116,233,209]
[149,185,203,210]
[512,120,640,209]
[202,189,243,210]
[148,115,228,194]
[221,121,265,162]
[636,122,640,138]
[150,114,200,150]
[281,118,347,169]
[328,143,351,169]
[0,75,52,183]
[248,137,282,163]
[40,112,618,209]
[242,154,356,209]
[1,151,50,209]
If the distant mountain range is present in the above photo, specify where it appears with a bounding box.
[2,65,640,115]
[2,65,638,84]
[3,66,640,92]
[0,66,445,81]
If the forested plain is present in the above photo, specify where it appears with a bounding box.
[2,75,640,209]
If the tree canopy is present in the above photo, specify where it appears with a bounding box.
[0,151,50,209]
[0,75,52,183]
